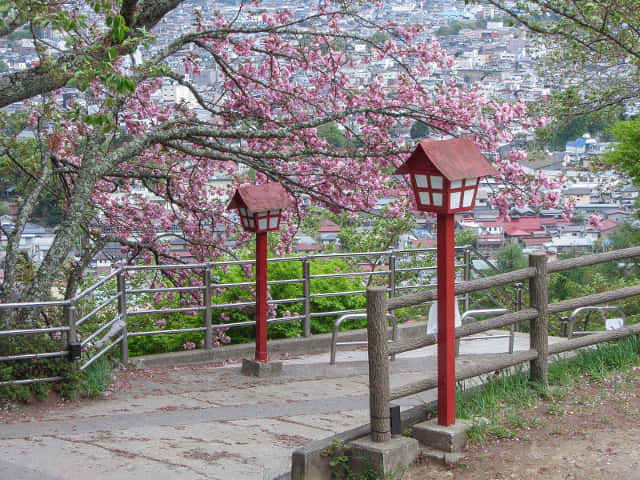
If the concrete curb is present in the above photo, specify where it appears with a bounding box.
[129,321,428,369]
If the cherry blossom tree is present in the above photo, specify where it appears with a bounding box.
[0,0,558,314]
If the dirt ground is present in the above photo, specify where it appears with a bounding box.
[402,367,640,480]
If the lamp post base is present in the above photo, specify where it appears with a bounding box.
[241,358,283,377]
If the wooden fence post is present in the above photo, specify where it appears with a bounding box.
[529,251,548,386]
[367,286,391,442]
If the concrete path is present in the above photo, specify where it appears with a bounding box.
[0,331,550,480]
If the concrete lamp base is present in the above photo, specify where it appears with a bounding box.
[349,435,419,477]
[241,358,283,377]
[412,418,473,453]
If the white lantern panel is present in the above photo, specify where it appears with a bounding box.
[432,192,443,206]
[242,218,249,228]
[256,212,267,219]
[268,210,280,216]
[451,180,463,189]
[464,177,478,188]
[430,175,443,189]
[462,189,475,208]
[450,191,461,209]
[239,208,247,216]
[249,218,255,229]
[269,217,278,229]
[418,191,430,206]
[415,174,428,188]
[258,218,268,230]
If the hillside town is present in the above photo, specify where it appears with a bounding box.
[1,0,638,279]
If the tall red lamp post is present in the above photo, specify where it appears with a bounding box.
[394,137,496,426]
[228,182,291,362]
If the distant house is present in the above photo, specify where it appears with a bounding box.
[592,219,619,239]
[566,133,597,155]
[544,236,594,254]
[611,183,639,207]
[562,186,592,206]
[318,218,341,245]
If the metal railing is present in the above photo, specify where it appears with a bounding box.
[330,313,398,365]
[0,246,482,386]
[567,305,626,340]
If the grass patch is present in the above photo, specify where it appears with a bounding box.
[79,357,115,398]
[454,335,640,444]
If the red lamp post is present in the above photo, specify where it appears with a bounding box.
[227,182,291,362]
[394,137,496,426]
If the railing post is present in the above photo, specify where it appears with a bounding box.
[529,252,548,386]
[204,266,213,349]
[302,257,311,337]
[117,272,129,365]
[389,250,396,298]
[66,305,81,361]
[464,246,471,312]
[514,282,523,332]
[66,305,76,347]
[366,286,391,442]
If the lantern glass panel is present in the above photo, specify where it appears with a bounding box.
[256,212,267,219]
[450,191,461,209]
[415,174,428,188]
[249,218,255,229]
[451,179,463,189]
[268,210,280,216]
[269,217,278,229]
[242,218,249,228]
[432,192,443,206]
[463,189,475,208]
[258,218,268,230]
[418,191,430,206]
[465,177,478,188]
[240,208,247,216]
[430,175,443,189]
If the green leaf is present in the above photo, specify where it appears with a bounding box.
[105,47,118,61]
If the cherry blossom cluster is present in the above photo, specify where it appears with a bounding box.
[24,0,567,283]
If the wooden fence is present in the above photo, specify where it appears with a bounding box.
[365,247,640,442]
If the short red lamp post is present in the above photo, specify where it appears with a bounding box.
[227,182,291,362]
[394,137,496,426]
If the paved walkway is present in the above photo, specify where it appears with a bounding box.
[0,331,548,480]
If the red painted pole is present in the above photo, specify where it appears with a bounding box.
[255,232,268,362]
[436,213,456,426]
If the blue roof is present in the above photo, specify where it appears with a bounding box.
[566,138,587,148]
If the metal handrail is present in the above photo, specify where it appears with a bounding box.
[330,313,397,365]
[567,306,626,340]
[0,245,473,386]
[456,308,513,354]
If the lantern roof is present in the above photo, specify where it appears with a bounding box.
[227,182,291,214]
[395,137,497,181]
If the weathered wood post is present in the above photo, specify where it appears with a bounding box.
[367,286,391,442]
[529,251,548,386]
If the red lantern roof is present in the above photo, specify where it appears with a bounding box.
[227,182,291,214]
[394,137,496,180]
